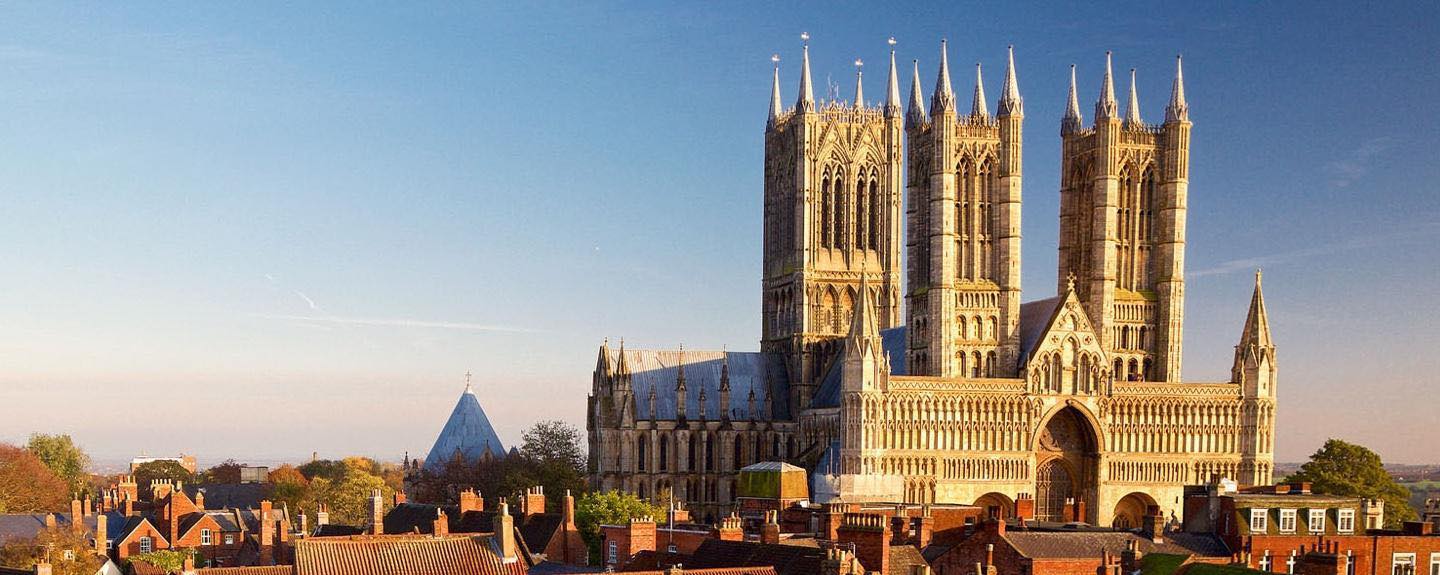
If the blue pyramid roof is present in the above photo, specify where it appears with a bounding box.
[423,386,505,472]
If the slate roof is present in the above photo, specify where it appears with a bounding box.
[384,502,565,557]
[809,327,908,409]
[1002,531,1229,559]
[0,514,59,542]
[313,524,367,537]
[1017,296,1063,365]
[614,350,776,421]
[424,388,507,472]
[293,535,527,575]
[683,539,825,575]
[187,484,275,511]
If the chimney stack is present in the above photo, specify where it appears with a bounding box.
[715,513,744,541]
[123,498,135,517]
[259,500,275,566]
[195,491,204,510]
[433,509,449,536]
[316,503,330,526]
[562,490,576,528]
[33,561,51,575]
[459,489,483,514]
[370,489,384,535]
[496,501,517,562]
[83,495,92,517]
[523,486,546,517]
[95,514,108,556]
[761,510,781,545]
[70,499,82,532]
[1142,505,1165,543]
[44,513,56,531]
[393,492,406,506]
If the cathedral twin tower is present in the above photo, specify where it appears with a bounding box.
[762,39,1192,409]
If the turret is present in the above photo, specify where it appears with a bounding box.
[1125,69,1142,126]
[906,60,926,128]
[797,33,814,112]
[769,57,783,128]
[971,62,988,118]
[884,42,902,118]
[719,351,732,422]
[1095,51,1118,121]
[1234,270,1276,398]
[997,45,1022,117]
[674,345,687,421]
[931,40,955,117]
[593,339,613,393]
[842,274,889,393]
[1165,55,1188,124]
[1062,64,1083,134]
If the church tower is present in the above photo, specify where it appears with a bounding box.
[1057,53,1190,382]
[763,37,904,412]
[1235,270,1277,486]
[905,43,1024,378]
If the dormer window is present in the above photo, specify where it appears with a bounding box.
[1309,509,1325,533]
[1279,509,1297,533]
[1338,509,1355,533]
[1250,508,1268,533]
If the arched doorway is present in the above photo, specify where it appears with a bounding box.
[1112,492,1158,529]
[1034,406,1100,523]
[974,492,1016,520]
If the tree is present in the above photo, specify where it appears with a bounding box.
[0,444,69,513]
[311,468,391,525]
[133,461,194,500]
[521,420,586,470]
[128,549,199,574]
[0,526,104,575]
[1285,438,1417,528]
[574,491,665,563]
[26,434,92,496]
[202,460,244,484]
[267,465,308,487]
[297,459,348,482]
[511,421,588,512]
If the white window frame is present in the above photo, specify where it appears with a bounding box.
[1428,553,1439,575]
[139,536,153,553]
[201,528,212,545]
[1251,508,1269,533]
[224,534,234,545]
[1338,509,1355,533]
[607,541,617,564]
[1347,550,1356,575]
[1279,509,1297,533]
[1309,509,1326,533]
[1393,553,1416,575]
[63,550,75,561]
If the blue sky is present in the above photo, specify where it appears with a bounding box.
[0,2,1436,465]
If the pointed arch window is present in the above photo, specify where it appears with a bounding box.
[855,172,868,252]
[868,176,881,250]
[659,435,670,472]
[637,436,648,472]
[820,173,833,248]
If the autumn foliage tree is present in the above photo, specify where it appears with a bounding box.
[0,526,103,575]
[0,444,69,513]
[26,434,92,496]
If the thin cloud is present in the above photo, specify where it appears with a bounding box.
[1191,223,1440,279]
[293,291,322,311]
[1326,137,1393,188]
[251,313,537,333]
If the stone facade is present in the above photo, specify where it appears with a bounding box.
[588,41,1276,528]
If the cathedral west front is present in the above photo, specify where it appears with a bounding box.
[587,39,1276,528]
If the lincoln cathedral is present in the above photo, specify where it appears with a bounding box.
[587,39,1277,528]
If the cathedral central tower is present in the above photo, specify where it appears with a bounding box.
[762,40,904,411]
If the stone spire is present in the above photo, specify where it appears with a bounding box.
[719,350,732,421]
[1125,68,1142,126]
[1096,51,1118,120]
[906,59,926,127]
[596,340,612,375]
[853,59,865,109]
[675,344,687,391]
[885,40,902,118]
[998,45,1022,117]
[798,34,814,112]
[1062,64,1083,134]
[1165,55,1189,123]
[846,273,881,352]
[931,40,955,115]
[769,56,783,127]
[1238,270,1273,350]
[614,338,630,379]
[971,62,989,117]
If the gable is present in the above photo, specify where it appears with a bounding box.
[1022,292,1109,394]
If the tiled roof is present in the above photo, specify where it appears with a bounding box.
[623,569,776,575]
[196,567,293,575]
[424,389,507,472]
[1002,531,1229,559]
[887,545,927,575]
[293,535,526,575]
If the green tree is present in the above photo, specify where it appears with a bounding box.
[26,434,91,495]
[311,466,391,525]
[521,420,586,470]
[510,421,588,512]
[574,490,665,562]
[0,444,69,513]
[133,461,194,500]
[297,459,348,481]
[1285,438,1417,528]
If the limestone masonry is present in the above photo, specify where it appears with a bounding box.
[588,41,1276,529]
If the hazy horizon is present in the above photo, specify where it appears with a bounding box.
[1,2,1437,465]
